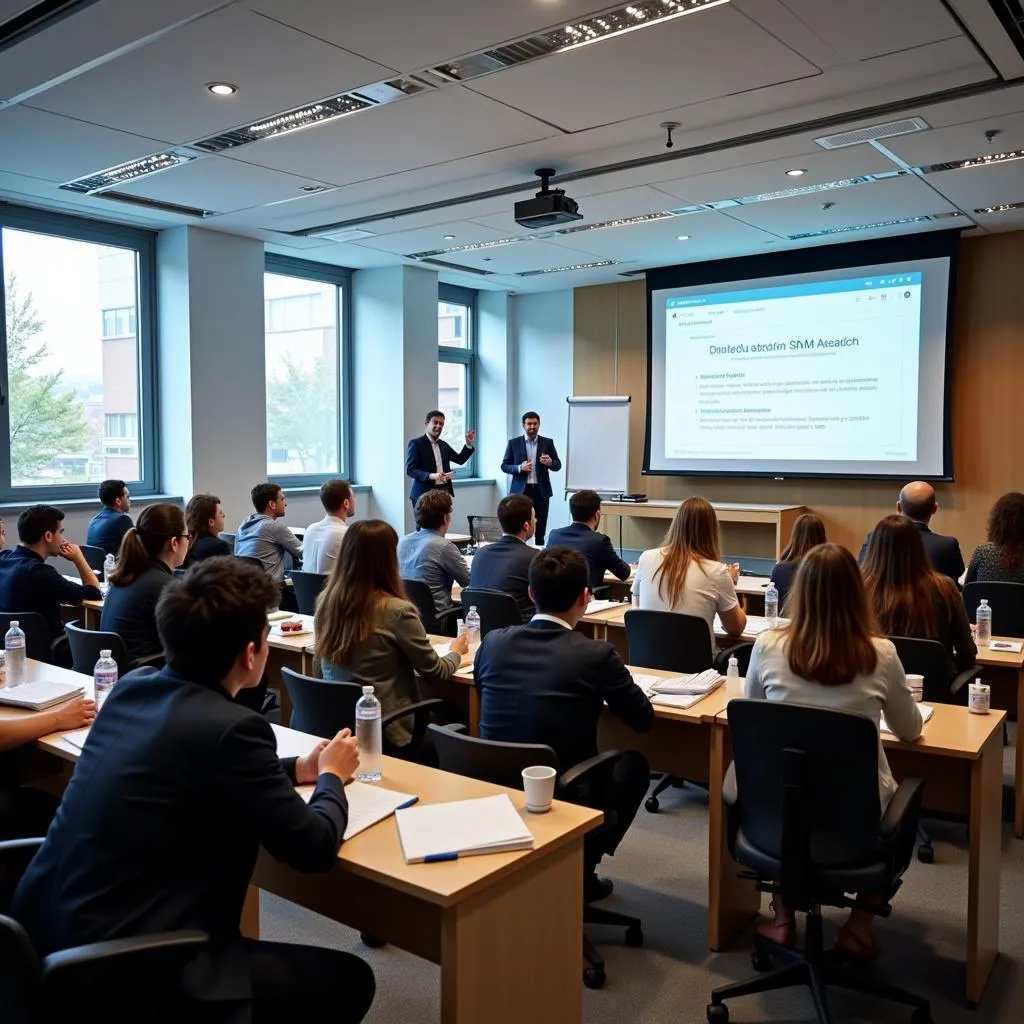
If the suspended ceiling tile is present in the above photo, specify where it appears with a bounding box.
[26,7,391,144]
[429,239,605,276]
[352,221,520,256]
[880,110,1024,167]
[925,162,1024,212]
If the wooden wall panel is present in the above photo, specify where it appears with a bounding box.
[572,231,1024,557]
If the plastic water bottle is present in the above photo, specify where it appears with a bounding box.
[465,605,482,648]
[764,582,779,626]
[355,686,383,782]
[4,621,26,686]
[726,656,740,679]
[94,650,118,709]
[102,553,116,594]
[976,599,992,648]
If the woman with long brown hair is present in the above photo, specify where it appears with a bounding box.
[100,503,189,663]
[183,494,231,566]
[315,519,469,746]
[863,515,976,684]
[631,496,745,639]
[744,543,922,958]
[965,491,1024,584]
[769,512,826,612]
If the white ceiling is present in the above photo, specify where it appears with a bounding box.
[0,0,1022,292]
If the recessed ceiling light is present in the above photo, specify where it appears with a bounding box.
[676,234,690,241]
[443,234,456,240]
[206,82,238,96]
[785,168,807,177]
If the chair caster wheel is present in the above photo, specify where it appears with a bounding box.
[706,1002,729,1023]
[360,933,387,948]
[583,966,606,989]
[911,1009,933,1024]
[917,844,934,864]
[645,796,660,813]
[751,950,772,971]
[625,926,644,947]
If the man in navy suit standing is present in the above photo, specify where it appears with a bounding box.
[406,410,476,509]
[501,411,562,546]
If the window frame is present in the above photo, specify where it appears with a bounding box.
[438,283,477,478]
[263,253,352,486]
[0,203,159,502]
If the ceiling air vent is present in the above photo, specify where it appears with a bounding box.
[417,259,495,276]
[814,117,930,149]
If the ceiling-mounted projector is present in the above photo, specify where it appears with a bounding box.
[514,167,582,229]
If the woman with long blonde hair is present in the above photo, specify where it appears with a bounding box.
[315,519,469,746]
[744,543,922,958]
[631,496,745,639]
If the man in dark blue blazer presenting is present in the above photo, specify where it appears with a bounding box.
[406,409,476,508]
[548,490,632,592]
[501,411,561,545]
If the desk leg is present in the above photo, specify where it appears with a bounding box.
[241,885,260,939]
[440,840,583,1024]
[468,687,480,737]
[708,723,760,950]
[1016,668,1024,839]
[966,730,1002,1006]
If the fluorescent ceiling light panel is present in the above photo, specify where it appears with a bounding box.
[518,260,617,276]
[557,211,677,235]
[60,151,196,194]
[408,236,530,258]
[974,201,1024,213]
[787,214,958,240]
[920,150,1024,174]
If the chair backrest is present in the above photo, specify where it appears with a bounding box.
[467,515,503,545]
[727,700,884,888]
[64,621,131,676]
[459,588,523,636]
[624,609,713,672]
[235,555,264,570]
[281,666,361,735]
[888,636,957,704]
[402,578,442,634]
[0,613,54,663]
[289,571,327,616]
[218,532,236,553]
[428,724,560,788]
[79,545,107,573]
[0,915,41,1023]
[963,581,1024,638]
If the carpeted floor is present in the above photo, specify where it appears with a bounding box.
[259,741,1024,1023]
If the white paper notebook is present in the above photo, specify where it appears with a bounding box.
[650,670,724,696]
[297,781,418,840]
[60,727,91,750]
[988,640,1024,653]
[881,704,934,736]
[0,681,84,711]
[395,793,534,864]
[650,692,710,710]
[585,599,620,614]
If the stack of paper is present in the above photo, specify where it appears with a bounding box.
[989,640,1024,653]
[649,692,709,710]
[0,681,85,711]
[586,598,621,614]
[395,793,534,863]
[630,672,664,696]
[881,704,934,735]
[297,781,419,841]
[650,670,724,696]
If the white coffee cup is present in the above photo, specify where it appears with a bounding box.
[522,765,557,813]
[906,674,924,702]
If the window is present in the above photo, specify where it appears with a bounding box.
[438,284,476,475]
[264,255,350,481]
[0,206,157,499]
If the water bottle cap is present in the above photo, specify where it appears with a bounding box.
[362,685,374,695]
[9,620,17,627]
[729,656,738,664]
[100,650,112,658]
[980,598,989,606]
[469,605,477,613]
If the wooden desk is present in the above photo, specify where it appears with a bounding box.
[599,501,806,560]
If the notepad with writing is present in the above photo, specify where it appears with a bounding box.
[395,794,534,864]
[989,640,1024,653]
[881,704,934,735]
[649,670,724,696]
[0,681,84,711]
[296,781,418,840]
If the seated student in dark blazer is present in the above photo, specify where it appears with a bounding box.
[13,558,375,1021]
[501,411,562,545]
[183,493,231,566]
[467,494,537,622]
[769,512,827,613]
[857,481,964,584]
[100,503,189,665]
[474,547,654,900]
[85,479,133,556]
[547,490,631,592]
[406,409,476,507]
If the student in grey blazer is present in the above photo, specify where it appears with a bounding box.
[315,519,470,746]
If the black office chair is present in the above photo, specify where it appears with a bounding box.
[707,700,930,1024]
[65,621,164,678]
[402,578,460,637]
[289,570,327,616]
[280,667,445,762]
[79,545,107,573]
[624,610,751,812]
[0,613,61,665]
[459,587,523,636]
[466,515,503,546]
[0,839,208,1023]
[889,635,981,864]
[963,581,1024,637]
[218,532,236,553]
[428,724,646,990]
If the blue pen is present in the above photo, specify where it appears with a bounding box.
[424,851,459,863]
[396,796,419,810]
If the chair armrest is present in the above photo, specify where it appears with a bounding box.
[879,776,926,840]
[42,930,208,977]
[0,838,45,858]
[382,699,448,761]
[380,698,447,730]
[722,762,738,808]
[713,642,753,675]
[951,665,983,696]
[557,750,619,792]
[130,653,165,671]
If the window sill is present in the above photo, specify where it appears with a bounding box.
[0,494,184,513]
[278,484,372,497]
[451,478,497,487]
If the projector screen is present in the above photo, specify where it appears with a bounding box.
[645,233,959,480]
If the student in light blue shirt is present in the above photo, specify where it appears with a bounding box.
[397,490,468,618]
